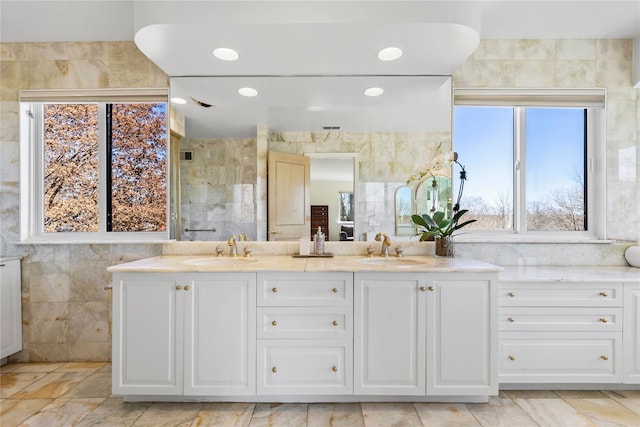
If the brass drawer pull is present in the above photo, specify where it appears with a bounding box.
[508,355,516,361]
[599,318,608,323]
[599,292,608,297]
[428,286,434,291]
[332,320,339,326]
[332,288,338,293]
[272,366,277,373]
[332,366,338,372]
[184,285,190,291]
[272,320,277,326]
[272,287,278,293]
[175,285,182,291]
[508,292,515,297]
[420,287,427,292]
[507,317,515,323]
[600,355,609,361]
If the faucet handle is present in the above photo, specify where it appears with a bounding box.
[238,233,248,241]
[228,235,236,246]
[366,245,375,257]
[394,245,404,257]
[215,245,224,257]
[244,246,252,257]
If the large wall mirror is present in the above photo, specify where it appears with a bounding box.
[170,75,452,241]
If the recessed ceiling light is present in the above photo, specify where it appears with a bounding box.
[238,87,258,97]
[364,87,384,97]
[212,47,239,61]
[171,97,187,105]
[377,47,403,61]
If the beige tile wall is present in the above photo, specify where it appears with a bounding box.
[0,38,637,361]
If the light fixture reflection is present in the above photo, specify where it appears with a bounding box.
[364,87,384,97]
[238,87,258,97]
[212,47,239,61]
[377,47,403,61]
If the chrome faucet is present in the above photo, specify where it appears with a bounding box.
[375,233,391,257]
[227,234,247,257]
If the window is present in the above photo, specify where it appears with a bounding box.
[453,89,605,240]
[20,89,169,243]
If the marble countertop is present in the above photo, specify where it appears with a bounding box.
[106,255,503,273]
[499,265,640,282]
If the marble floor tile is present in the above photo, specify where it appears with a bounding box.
[501,389,559,399]
[192,402,255,427]
[1,373,47,398]
[565,398,640,427]
[414,402,481,426]
[249,403,308,427]
[75,397,151,427]
[0,399,53,427]
[55,362,106,373]
[11,371,93,399]
[132,402,203,427]
[61,372,112,398]
[467,397,538,427]
[10,363,64,374]
[360,402,422,427]
[18,397,104,427]
[307,403,365,427]
[602,390,640,415]
[513,397,596,427]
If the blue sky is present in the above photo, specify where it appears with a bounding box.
[453,106,585,206]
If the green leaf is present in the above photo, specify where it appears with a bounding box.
[411,214,429,229]
[453,219,477,231]
[433,211,446,225]
[421,214,439,229]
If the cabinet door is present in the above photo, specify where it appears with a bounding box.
[623,283,640,384]
[0,259,22,358]
[184,273,256,395]
[354,273,426,395]
[112,274,183,395]
[427,279,497,396]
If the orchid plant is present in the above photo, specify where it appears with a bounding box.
[407,151,476,240]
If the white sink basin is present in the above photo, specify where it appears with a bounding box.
[185,257,259,266]
[357,257,424,266]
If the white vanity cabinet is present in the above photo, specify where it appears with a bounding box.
[623,283,640,384]
[256,272,353,395]
[1,257,22,359]
[354,272,426,395]
[499,282,624,383]
[354,272,497,397]
[112,272,256,396]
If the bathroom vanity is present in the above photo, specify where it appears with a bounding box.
[108,254,502,402]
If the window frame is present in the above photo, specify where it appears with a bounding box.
[19,89,171,244]
[453,88,607,242]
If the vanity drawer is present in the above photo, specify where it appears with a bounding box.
[499,332,622,383]
[257,307,352,339]
[257,272,352,306]
[499,307,623,332]
[499,282,623,307]
[257,339,352,395]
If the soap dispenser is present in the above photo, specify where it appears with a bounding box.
[314,226,325,255]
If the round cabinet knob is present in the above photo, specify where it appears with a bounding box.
[508,355,516,361]
[272,320,277,326]
[176,285,182,291]
[507,317,515,323]
[428,286,434,292]
[184,285,190,291]
[332,320,339,326]
[508,292,515,297]
[332,366,338,372]
[600,355,609,360]
[272,287,278,293]
[332,288,338,293]
[599,317,608,323]
[420,287,427,292]
[599,292,608,297]
[272,367,277,373]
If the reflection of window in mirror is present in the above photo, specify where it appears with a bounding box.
[338,192,354,222]
[416,176,452,218]
[395,186,414,236]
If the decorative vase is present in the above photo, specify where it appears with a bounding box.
[435,236,454,257]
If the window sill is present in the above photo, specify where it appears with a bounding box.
[454,236,614,244]
[14,238,173,245]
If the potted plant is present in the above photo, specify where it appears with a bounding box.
[408,151,476,256]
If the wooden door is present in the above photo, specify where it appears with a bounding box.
[268,151,310,240]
